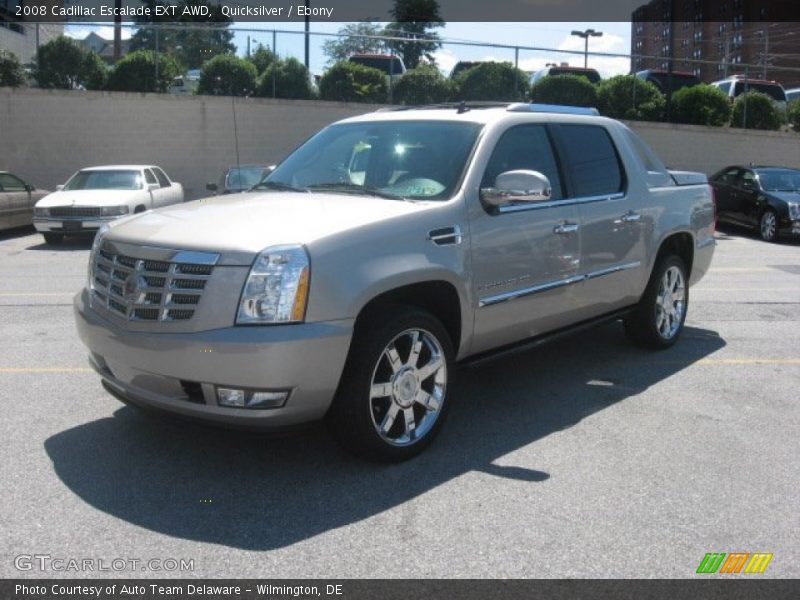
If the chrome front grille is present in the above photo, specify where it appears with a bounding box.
[49,206,102,218]
[91,246,215,322]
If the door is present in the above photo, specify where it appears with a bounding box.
[737,169,763,226]
[151,168,178,206]
[469,124,582,354]
[0,173,31,229]
[713,167,743,224]
[552,124,646,314]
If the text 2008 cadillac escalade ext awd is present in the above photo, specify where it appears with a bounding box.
[74,104,716,461]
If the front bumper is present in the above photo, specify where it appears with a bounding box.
[74,289,354,430]
[34,216,120,233]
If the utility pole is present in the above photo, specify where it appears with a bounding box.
[113,0,122,63]
[571,28,603,68]
[666,0,675,123]
[304,0,310,70]
[762,28,769,79]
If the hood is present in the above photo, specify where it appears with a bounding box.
[764,190,800,204]
[105,192,426,256]
[35,189,145,208]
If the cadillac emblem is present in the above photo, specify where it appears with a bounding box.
[123,272,141,304]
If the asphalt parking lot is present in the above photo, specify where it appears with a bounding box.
[0,225,798,579]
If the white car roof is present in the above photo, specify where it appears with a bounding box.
[79,165,159,171]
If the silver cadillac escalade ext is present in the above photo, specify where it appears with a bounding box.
[74,104,716,461]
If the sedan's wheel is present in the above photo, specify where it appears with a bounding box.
[760,210,778,243]
[327,307,454,462]
[42,232,63,245]
[625,255,688,349]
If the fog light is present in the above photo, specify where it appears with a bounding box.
[216,387,289,409]
[217,388,246,407]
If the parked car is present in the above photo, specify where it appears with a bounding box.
[635,69,701,95]
[0,171,49,233]
[709,76,787,108]
[206,165,273,195]
[529,64,601,86]
[169,69,201,96]
[348,54,406,79]
[786,87,800,103]
[75,104,715,461]
[34,165,184,244]
[710,165,800,242]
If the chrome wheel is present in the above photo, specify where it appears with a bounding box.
[369,328,447,447]
[760,211,777,242]
[655,266,686,340]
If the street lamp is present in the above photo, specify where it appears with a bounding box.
[571,28,603,68]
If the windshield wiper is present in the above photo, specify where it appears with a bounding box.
[249,180,308,193]
[306,182,406,200]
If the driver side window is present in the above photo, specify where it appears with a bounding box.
[482,125,563,200]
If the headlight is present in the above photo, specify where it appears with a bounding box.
[34,207,49,217]
[788,202,800,220]
[87,224,110,290]
[236,245,310,325]
[100,205,130,217]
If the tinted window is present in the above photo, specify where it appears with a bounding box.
[482,125,563,200]
[733,81,786,102]
[0,173,26,191]
[557,125,624,197]
[717,81,732,93]
[548,68,601,84]
[622,128,672,187]
[716,168,740,185]
[152,168,171,187]
[349,56,404,75]
[144,169,157,185]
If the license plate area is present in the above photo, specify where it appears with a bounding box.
[63,221,83,231]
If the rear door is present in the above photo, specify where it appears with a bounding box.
[713,167,744,223]
[0,173,32,228]
[468,123,582,353]
[551,123,646,316]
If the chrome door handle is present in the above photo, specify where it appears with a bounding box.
[553,222,579,235]
[621,211,641,223]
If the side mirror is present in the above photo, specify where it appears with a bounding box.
[267,165,276,173]
[25,183,35,192]
[741,180,756,192]
[56,184,64,191]
[480,170,552,208]
[206,182,218,191]
[147,183,160,192]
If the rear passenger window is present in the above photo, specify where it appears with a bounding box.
[558,125,624,197]
[482,125,563,200]
[153,168,171,187]
[144,170,158,185]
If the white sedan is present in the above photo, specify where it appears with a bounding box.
[33,165,184,244]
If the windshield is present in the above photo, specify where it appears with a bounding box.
[733,81,787,102]
[757,169,800,192]
[647,73,700,93]
[64,170,142,191]
[349,56,404,75]
[226,167,267,190]
[263,120,483,201]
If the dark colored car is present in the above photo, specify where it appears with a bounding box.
[207,165,272,195]
[710,165,800,242]
[635,70,701,95]
[449,61,484,79]
[0,171,49,232]
[530,65,601,86]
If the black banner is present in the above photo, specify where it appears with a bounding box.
[3,0,800,23]
[3,580,800,600]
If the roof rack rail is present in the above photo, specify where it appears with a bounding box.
[376,101,512,113]
[507,103,600,115]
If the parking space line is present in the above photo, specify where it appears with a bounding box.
[0,293,76,296]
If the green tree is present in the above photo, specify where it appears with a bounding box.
[319,61,387,103]
[0,49,26,87]
[788,99,800,133]
[671,84,731,126]
[107,50,179,93]
[454,61,529,102]
[596,75,664,121]
[131,0,235,70]
[388,0,444,68]
[393,64,453,104]
[32,36,107,90]
[197,55,257,96]
[247,44,276,75]
[731,91,781,130]
[530,74,598,107]
[256,58,313,100]
[323,21,389,64]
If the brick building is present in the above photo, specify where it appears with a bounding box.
[631,0,800,88]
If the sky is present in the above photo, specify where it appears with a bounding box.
[65,21,633,77]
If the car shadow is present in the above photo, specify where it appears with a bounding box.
[716,222,800,246]
[0,225,36,242]
[44,323,725,550]
[25,236,94,251]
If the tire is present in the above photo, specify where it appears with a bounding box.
[759,209,778,243]
[327,306,454,462]
[42,232,63,245]
[624,255,689,350]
